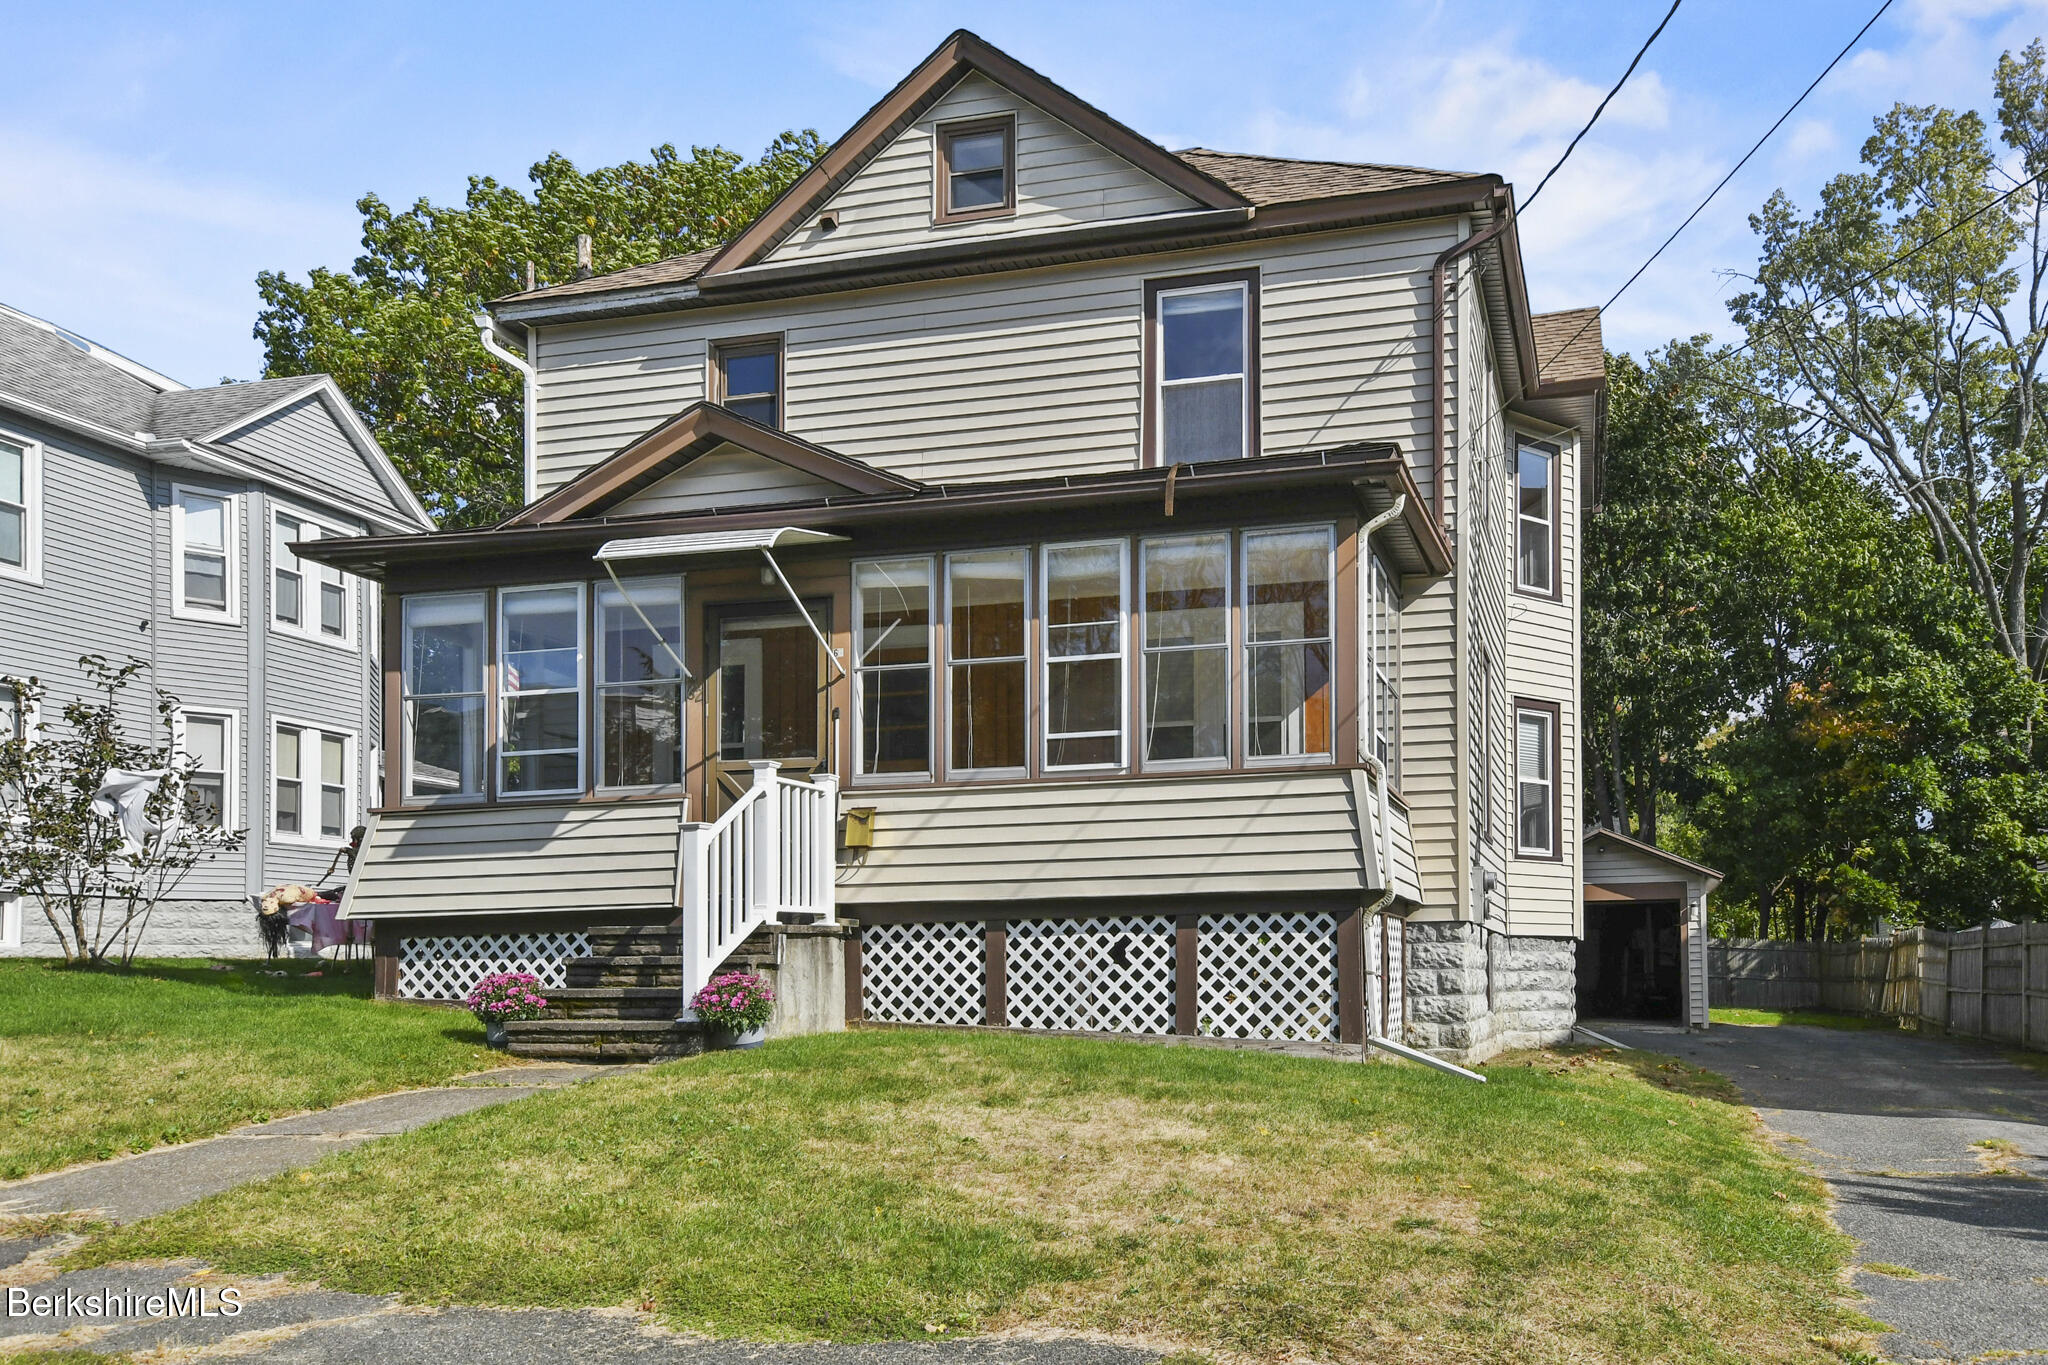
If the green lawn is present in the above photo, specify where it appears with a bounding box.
[72,1031,1872,1364]
[0,958,501,1179]
[1710,1007,1902,1032]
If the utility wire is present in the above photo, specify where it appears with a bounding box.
[1537,0,1895,373]
[1521,0,1686,215]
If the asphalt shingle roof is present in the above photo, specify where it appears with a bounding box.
[1530,308,1604,388]
[151,376,325,440]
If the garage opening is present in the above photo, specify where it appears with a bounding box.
[1577,902,1683,1021]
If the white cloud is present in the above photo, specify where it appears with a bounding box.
[1781,117,1837,164]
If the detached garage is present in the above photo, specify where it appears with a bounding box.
[1580,830,1720,1029]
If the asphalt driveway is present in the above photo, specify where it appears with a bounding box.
[1603,1020,2048,1364]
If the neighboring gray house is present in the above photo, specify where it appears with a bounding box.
[0,302,433,956]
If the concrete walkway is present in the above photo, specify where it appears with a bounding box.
[1604,1021,2048,1364]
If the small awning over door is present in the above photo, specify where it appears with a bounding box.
[593,526,847,562]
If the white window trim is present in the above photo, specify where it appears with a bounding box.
[497,582,587,799]
[851,556,937,787]
[3,680,39,747]
[169,483,241,623]
[1515,703,1558,859]
[1516,440,1558,598]
[0,427,44,586]
[269,714,357,848]
[269,498,358,652]
[401,589,489,806]
[942,547,1032,782]
[1155,280,1252,465]
[594,574,686,794]
[1240,523,1337,768]
[1040,538,1129,774]
[1137,532,1233,774]
[172,707,241,833]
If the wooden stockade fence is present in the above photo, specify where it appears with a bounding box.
[1708,924,2048,1052]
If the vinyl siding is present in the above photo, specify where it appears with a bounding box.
[610,447,848,517]
[762,73,1198,267]
[1584,835,1710,1027]
[838,770,1386,904]
[217,393,401,522]
[530,219,1460,497]
[341,799,688,918]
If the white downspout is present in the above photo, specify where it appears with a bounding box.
[477,315,538,507]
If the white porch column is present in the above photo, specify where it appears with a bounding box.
[750,760,781,913]
[813,771,839,922]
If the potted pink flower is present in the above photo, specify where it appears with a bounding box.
[690,970,775,1049]
[466,971,549,1047]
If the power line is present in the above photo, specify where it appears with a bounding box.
[1537,0,1895,373]
[1520,0,1685,215]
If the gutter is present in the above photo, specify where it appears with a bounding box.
[477,315,540,506]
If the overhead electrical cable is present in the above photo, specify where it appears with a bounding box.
[1519,0,1686,215]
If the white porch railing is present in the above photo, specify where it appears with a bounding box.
[677,761,837,1012]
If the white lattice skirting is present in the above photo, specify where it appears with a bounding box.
[397,932,592,1001]
[863,919,985,1025]
[1199,911,1340,1040]
[1009,915,1178,1034]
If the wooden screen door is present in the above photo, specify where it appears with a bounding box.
[705,601,830,815]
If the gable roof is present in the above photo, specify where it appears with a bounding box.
[150,375,326,441]
[1584,827,1723,888]
[1531,308,1604,391]
[502,401,923,528]
[1174,149,1475,204]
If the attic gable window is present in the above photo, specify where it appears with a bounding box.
[936,116,1015,223]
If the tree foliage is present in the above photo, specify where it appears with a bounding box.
[254,135,825,526]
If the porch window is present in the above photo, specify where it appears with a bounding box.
[172,487,235,619]
[1516,701,1558,857]
[1368,553,1401,780]
[1153,276,1253,464]
[177,711,233,829]
[1140,533,1229,767]
[402,592,486,799]
[1517,441,1557,596]
[716,340,781,428]
[946,549,1028,776]
[854,558,934,778]
[596,576,684,789]
[499,584,585,796]
[274,721,350,842]
[1243,526,1333,761]
[1043,540,1126,770]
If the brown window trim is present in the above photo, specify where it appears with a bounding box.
[1514,436,1562,602]
[933,114,1017,225]
[1512,696,1563,861]
[709,334,784,429]
[1141,268,1261,469]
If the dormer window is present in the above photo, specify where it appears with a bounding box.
[936,116,1015,223]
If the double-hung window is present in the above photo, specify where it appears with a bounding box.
[1516,701,1559,858]
[1368,553,1401,780]
[946,549,1028,777]
[0,434,40,581]
[274,720,350,842]
[177,711,234,829]
[499,584,584,795]
[854,558,934,779]
[402,592,486,800]
[272,509,352,645]
[1243,526,1334,762]
[1517,440,1558,596]
[596,576,684,789]
[172,487,236,620]
[715,341,782,427]
[937,116,1014,221]
[1152,274,1255,464]
[1140,533,1229,767]
[1043,541,1126,770]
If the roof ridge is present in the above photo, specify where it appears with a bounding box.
[1177,146,1476,178]
[0,301,187,394]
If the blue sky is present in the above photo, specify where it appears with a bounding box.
[3,0,2044,386]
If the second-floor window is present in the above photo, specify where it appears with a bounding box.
[1518,440,1558,596]
[272,508,353,646]
[716,340,782,427]
[0,435,39,581]
[172,487,237,620]
[1151,273,1256,465]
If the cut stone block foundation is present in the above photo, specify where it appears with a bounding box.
[1402,921,1576,1064]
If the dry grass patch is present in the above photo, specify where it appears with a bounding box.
[71,1031,1870,1363]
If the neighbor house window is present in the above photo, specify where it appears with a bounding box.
[171,487,237,619]
[271,508,352,645]
[273,720,351,842]
[1517,440,1558,596]
[177,710,235,829]
[946,549,1028,776]
[715,340,782,427]
[854,558,934,779]
[936,116,1015,221]
[1243,526,1333,761]
[0,434,41,581]
[402,592,486,800]
[596,576,684,789]
[1516,700,1559,858]
[1042,540,1126,770]
[0,893,18,949]
[498,584,585,795]
[1150,273,1256,465]
[1140,533,1230,767]
[1368,553,1401,780]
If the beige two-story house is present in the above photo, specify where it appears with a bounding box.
[310,31,1601,1063]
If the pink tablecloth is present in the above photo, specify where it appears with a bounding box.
[285,899,371,953]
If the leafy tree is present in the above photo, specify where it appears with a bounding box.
[0,658,245,966]
[254,135,825,527]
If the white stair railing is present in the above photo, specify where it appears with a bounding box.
[677,761,838,1013]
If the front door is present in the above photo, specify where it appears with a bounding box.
[705,602,829,815]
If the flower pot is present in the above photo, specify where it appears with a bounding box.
[707,1023,767,1050]
[484,1019,508,1049]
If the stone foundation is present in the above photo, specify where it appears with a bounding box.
[1402,921,1576,1063]
[3,897,312,960]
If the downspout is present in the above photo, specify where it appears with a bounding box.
[477,315,538,507]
